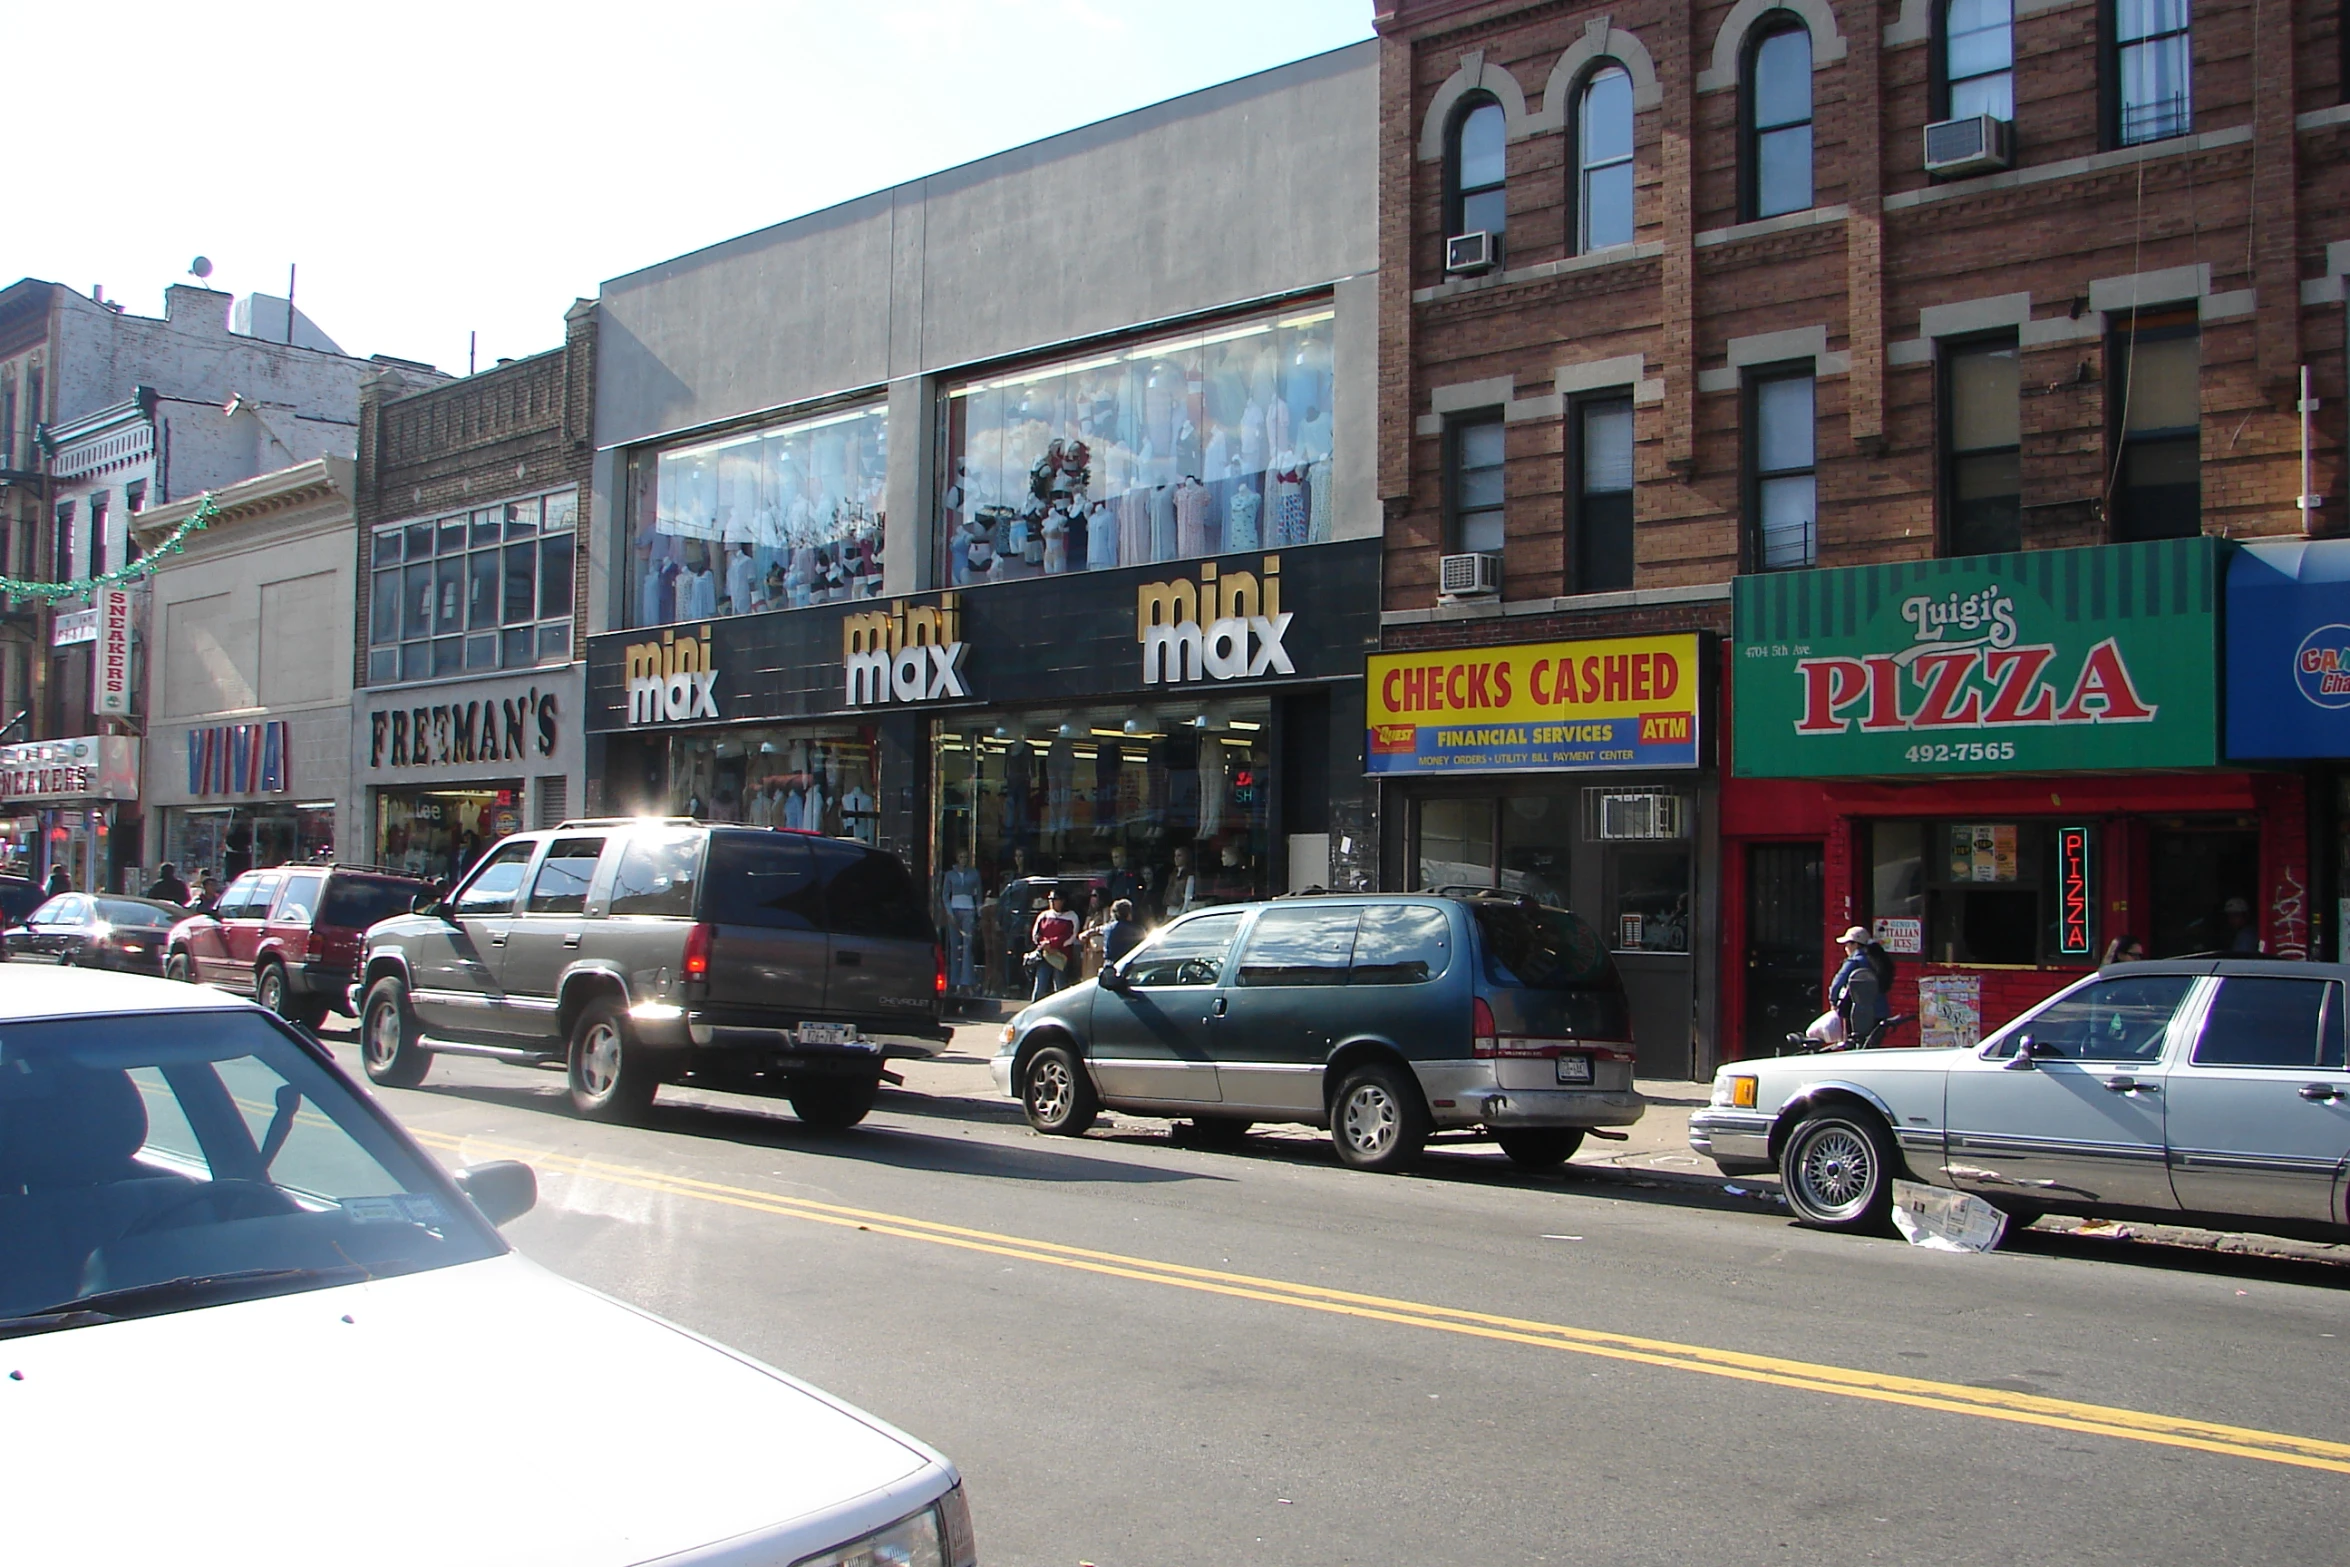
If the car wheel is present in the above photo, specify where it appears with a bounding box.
[1497,1129,1586,1170]
[567,997,658,1122]
[1781,1110,1899,1232]
[360,975,433,1089]
[790,1074,881,1130]
[164,951,194,985]
[1020,1043,1099,1136]
[1330,1061,1430,1173]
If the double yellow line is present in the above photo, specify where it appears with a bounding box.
[413,1129,2350,1476]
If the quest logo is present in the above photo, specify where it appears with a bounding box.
[2293,624,2350,709]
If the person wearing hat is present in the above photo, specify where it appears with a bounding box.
[2222,896,2260,954]
[1829,925,1890,1044]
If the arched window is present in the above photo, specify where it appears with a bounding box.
[1940,0,2014,121]
[1577,66,1635,253]
[1447,95,1508,240]
[1744,22,1813,221]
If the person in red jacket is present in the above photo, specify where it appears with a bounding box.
[1029,888,1079,1000]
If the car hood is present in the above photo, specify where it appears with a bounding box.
[1,1253,947,1567]
[1008,979,1097,1040]
[1733,1046,1964,1099]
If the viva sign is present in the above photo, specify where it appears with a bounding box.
[1732,539,2220,777]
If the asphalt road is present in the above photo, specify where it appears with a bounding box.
[318,1021,2350,1567]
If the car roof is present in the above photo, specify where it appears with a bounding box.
[0,966,253,1022]
[2103,956,2350,980]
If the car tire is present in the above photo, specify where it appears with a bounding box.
[1497,1129,1586,1170]
[165,951,194,985]
[568,997,659,1122]
[790,1074,881,1130]
[1020,1043,1099,1136]
[255,962,329,1030]
[1781,1109,1899,1232]
[1330,1061,1431,1173]
[360,975,433,1089]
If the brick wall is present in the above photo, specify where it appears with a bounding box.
[351,303,597,687]
[1377,0,2350,620]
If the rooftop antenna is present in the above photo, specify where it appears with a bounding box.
[285,263,297,345]
[469,330,477,376]
[188,256,213,281]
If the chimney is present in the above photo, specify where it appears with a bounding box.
[163,285,233,334]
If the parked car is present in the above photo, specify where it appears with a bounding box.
[3,893,185,976]
[1690,957,2350,1241]
[992,890,1646,1172]
[0,874,43,928]
[353,819,950,1124]
[0,967,979,1567]
[164,864,430,1029]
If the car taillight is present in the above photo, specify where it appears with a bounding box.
[683,922,712,977]
[1472,996,1498,1057]
[934,943,947,996]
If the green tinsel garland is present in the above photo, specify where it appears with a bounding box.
[0,494,220,603]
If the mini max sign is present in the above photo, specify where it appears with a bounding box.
[842,595,969,706]
[625,626,721,724]
[1135,554,1295,686]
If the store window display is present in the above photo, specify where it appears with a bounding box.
[1867,820,2101,965]
[657,726,881,837]
[165,803,335,881]
[628,404,888,628]
[932,701,1270,997]
[941,305,1336,586]
[375,787,524,882]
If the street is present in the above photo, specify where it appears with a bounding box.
[318,1021,2350,1567]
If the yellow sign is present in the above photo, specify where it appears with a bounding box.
[1365,633,1702,774]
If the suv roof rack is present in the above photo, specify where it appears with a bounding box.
[553,817,704,830]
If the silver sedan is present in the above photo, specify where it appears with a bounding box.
[1690,958,2350,1240]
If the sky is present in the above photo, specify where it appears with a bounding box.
[4,0,1372,375]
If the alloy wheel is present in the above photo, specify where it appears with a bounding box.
[579,1021,624,1099]
[1029,1056,1073,1123]
[1791,1121,1877,1222]
[1340,1082,1398,1157]
[365,1003,401,1069]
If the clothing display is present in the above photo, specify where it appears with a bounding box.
[1226,481,1262,552]
[1174,478,1212,557]
[1307,458,1333,543]
[1151,485,1179,562]
[1087,501,1118,569]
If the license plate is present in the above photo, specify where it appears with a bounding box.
[796,1022,861,1047]
[1555,1054,1594,1085]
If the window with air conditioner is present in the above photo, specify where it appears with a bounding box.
[1446,413,1505,556]
[1446,95,1507,272]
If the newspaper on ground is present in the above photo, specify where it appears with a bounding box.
[1890,1180,2008,1253]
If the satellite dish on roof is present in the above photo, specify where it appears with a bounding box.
[189,256,214,280]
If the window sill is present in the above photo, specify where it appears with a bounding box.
[1884,125,2249,212]
[1382,579,1731,627]
[1693,206,1849,249]
[365,660,577,695]
[1413,242,1663,304]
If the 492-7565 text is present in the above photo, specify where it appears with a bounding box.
[1906,741,2016,763]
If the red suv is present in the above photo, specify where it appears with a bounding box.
[167,864,432,1027]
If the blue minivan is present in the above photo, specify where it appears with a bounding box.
[992,890,1646,1172]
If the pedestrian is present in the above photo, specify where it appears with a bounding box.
[145,861,191,907]
[1077,889,1113,980]
[1028,888,1079,1000]
[194,871,224,914]
[2222,896,2260,954]
[1829,925,1889,1044]
[2101,933,2146,964]
[44,864,70,897]
[1101,898,1146,970]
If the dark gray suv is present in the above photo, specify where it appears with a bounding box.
[354,820,948,1125]
[992,890,1646,1172]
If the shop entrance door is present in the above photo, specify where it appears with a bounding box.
[2148,828,2260,957]
[1744,844,1823,1057]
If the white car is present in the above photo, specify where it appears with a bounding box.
[0,968,977,1567]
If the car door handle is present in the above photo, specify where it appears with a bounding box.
[562,933,582,949]
[488,933,507,947]
[836,950,862,966]
[1208,996,1227,1019]
[2103,1076,2158,1094]
[2298,1083,2349,1103]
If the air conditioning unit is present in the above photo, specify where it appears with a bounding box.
[1922,115,2013,177]
[1438,551,1501,598]
[1585,789,1689,842]
[1445,230,1496,275]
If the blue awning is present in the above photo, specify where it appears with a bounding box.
[2226,539,2350,759]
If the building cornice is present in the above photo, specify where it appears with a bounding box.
[132,455,355,547]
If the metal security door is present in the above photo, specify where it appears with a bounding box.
[1745,843,1822,1057]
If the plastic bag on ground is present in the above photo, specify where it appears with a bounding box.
[1891,1180,2009,1252]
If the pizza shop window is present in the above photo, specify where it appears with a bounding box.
[1870,821,2098,965]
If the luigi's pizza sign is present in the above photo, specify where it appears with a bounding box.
[1732,538,2221,777]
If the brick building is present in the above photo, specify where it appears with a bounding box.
[349,301,596,879]
[1372,0,2348,1072]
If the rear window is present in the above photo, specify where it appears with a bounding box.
[319,876,422,932]
[609,832,703,919]
[1472,902,1630,1035]
[811,839,932,942]
[93,899,178,930]
[705,834,823,931]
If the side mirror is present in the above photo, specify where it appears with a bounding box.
[453,1160,537,1227]
[1098,964,1131,993]
[2002,1034,2049,1069]
[411,891,439,914]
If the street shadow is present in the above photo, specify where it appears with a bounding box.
[403,1077,1223,1188]
[1998,1223,2350,1290]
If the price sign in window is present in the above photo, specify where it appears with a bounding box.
[2057,825,2093,956]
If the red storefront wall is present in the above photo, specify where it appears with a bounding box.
[1717,667,2307,1060]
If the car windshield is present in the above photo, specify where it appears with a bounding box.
[94,900,178,930]
[0,1008,501,1334]
[319,877,420,932]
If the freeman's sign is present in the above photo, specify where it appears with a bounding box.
[1732,539,2221,777]
[369,688,560,767]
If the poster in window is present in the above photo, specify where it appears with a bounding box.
[1872,917,1922,955]
[1917,973,1983,1050]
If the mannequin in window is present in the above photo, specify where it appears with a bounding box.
[941,851,982,990]
[1087,498,1118,569]
[1174,477,1212,557]
[680,550,717,620]
[1225,473,1261,551]
[725,542,756,617]
[1149,483,1179,562]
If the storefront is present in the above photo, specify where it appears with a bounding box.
[2225,538,2350,961]
[586,537,1381,1000]
[147,718,341,880]
[0,736,140,892]
[350,669,583,882]
[1727,537,2283,1057]
[1365,634,1714,1078]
